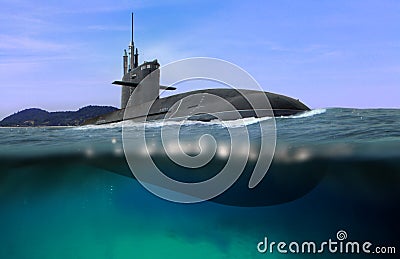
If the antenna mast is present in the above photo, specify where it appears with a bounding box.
[133,13,139,68]
[129,13,135,70]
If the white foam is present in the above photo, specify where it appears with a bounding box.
[216,116,273,128]
[143,119,217,128]
[73,109,324,131]
[72,115,274,131]
[143,116,274,129]
[278,109,327,119]
[73,121,123,130]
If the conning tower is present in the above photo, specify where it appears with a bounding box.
[116,13,165,109]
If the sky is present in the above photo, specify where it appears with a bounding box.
[0,0,399,119]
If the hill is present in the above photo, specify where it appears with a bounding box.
[0,106,118,127]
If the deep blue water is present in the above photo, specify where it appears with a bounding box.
[0,108,399,258]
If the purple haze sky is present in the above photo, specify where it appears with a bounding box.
[0,0,399,119]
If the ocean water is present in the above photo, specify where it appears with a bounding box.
[0,108,399,258]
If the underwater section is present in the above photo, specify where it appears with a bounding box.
[0,108,399,258]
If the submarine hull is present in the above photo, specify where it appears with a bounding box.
[83,88,309,125]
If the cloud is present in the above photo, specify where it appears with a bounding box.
[0,34,67,52]
[87,25,128,31]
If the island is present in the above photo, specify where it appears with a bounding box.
[0,106,118,127]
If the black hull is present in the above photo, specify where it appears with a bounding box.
[83,88,309,125]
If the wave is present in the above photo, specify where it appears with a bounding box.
[131,109,325,128]
[74,109,326,132]
[73,116,272,130]
[278,108,327,119]
[73,121,123,130]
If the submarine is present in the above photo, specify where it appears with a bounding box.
[84,14,309,125]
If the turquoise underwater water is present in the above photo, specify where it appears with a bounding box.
[0,108,399,258]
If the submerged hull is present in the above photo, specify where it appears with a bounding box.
[83,88,309,125]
